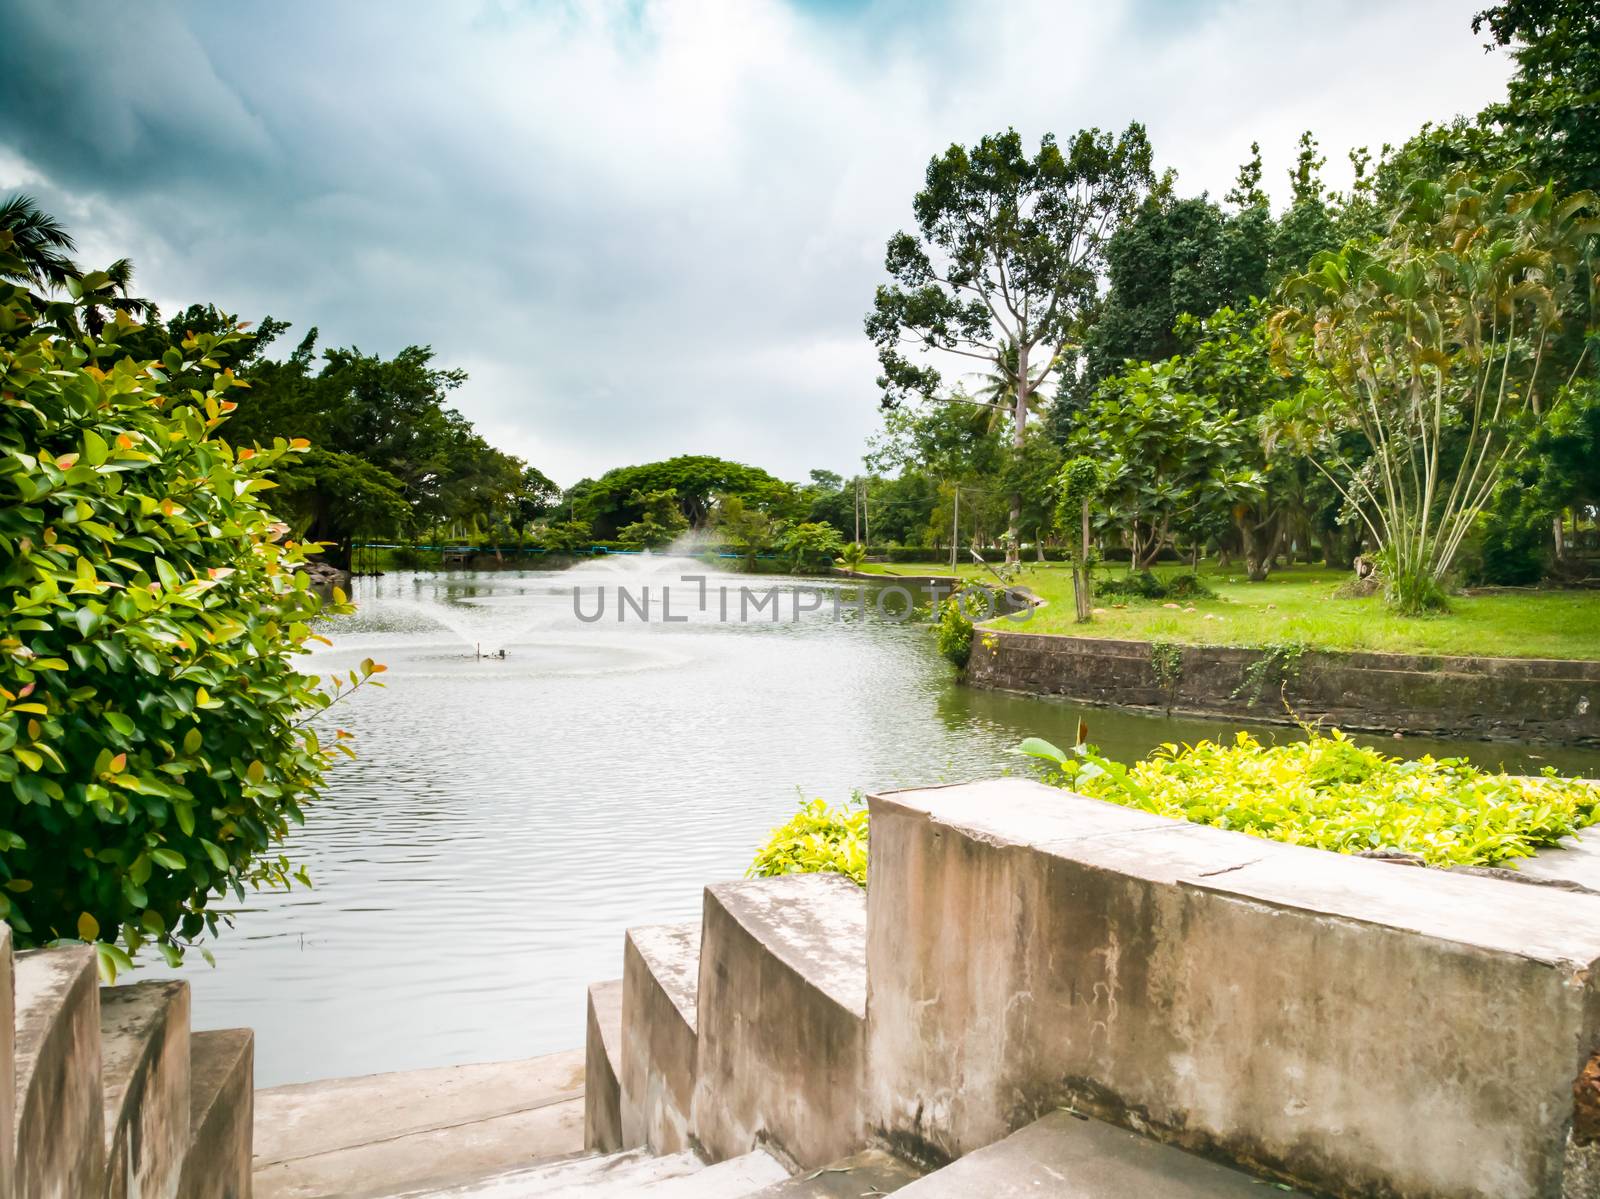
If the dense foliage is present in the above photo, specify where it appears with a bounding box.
[0,255,377,976]
[748,796,868,887]
[1020,729,1598,868]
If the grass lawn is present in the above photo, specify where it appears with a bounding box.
[853,560,1600,660]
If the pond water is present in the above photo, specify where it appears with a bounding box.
[155,558,1600,1086]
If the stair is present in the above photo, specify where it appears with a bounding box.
[690,874,867,1169]
[582,980,623,1153]
[100,980,191,1199]
[743,1148,923,1196]
[889,1111,1308,1196]
[180,1029,254,1199]
[388,1146,787,1197]
[618,921,699,1153]
[253,1051,586,1199]
[13,943,104,1197]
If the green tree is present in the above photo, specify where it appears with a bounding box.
[1272,172,1598,613]
[0,254,378,975]
[616,488,690,548]
[866,125,1154,562]
[1475,0,1600,194]
[0,193,78,289]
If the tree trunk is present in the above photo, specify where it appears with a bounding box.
[1007,344,1030,566]
[1072,498,1093,622]
[1238,511,1284,582]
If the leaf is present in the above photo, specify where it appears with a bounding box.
[150,848,186,871]
[77,911,100,941]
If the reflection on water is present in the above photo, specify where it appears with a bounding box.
[152,560,1600,1086]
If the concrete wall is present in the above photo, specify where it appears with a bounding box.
[100,980,192,1199]
[13,945,104,1198]
[691,875,868,1170]
[620,923,700,1155]
[584,980,623,1153]
[865,779,1600,1199]
[966,630,1600,745]
[180,1029,254,1199]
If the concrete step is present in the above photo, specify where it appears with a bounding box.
[1,925,13,1199]
[180,1029,254,1199]
[13,944,104,1196]
[387,1147,697,1196]
[253,1050,586,1199]
[391,1148,788,1198]
[891,1111,1307,1196]
[100,979,192,1199]
[634,1149,789,1197]
[582,979,622,1152]
[619,921,699,1153]
[744,1148,924,1196]
[691,874,867,1169]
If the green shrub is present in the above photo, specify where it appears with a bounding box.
[0,273,377,977]
[935,593,974,668]
[1098,570,1214,601]
[1019,729,1598,868]
[748,796,867,886]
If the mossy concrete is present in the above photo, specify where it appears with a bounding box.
[967,629,1600,744]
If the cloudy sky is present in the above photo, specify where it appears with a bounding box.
[1,0,1510,486]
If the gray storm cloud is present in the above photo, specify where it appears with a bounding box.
[0,0,1509,485]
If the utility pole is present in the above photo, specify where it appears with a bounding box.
[854,478,861,545]
[949,486,959,574]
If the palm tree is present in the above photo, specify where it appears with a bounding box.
[0,193,79,289]
[83,256,158,335]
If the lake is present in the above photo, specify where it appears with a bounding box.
[156,558,1600,1086]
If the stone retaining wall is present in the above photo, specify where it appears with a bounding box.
[966,629,1600,745]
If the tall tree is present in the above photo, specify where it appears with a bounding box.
[0,193,77,289]
[866,125,1154,562]
[1475,0,1600,194]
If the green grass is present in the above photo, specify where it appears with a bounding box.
[856,560,1600,660]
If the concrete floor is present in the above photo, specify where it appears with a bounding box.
[252,1050,586,1199]
[1520,826,1600,891]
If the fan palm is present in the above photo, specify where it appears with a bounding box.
[0,193,79,289]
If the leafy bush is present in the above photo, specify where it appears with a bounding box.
[748,796,867,886]
[1020,729,1598,868]
[0,271,376,976]
[935,593,975,668]
[1098,570,1215,601]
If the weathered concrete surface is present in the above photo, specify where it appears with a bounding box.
[101,980,192,1199]
[866,779,1600,1199]
[966,629,1600,744]
[1,925,13,1199]
[180,1029,253,1199]
[745,1148,923,1196]
[387,1148,691,1196]
[692,874,868,1170]
[252,1050,585,1199]
[584,979,623,1152]
[1521,825,1600,891]
[13,945,104,1198]
[891,1110,1308,1197]
[620,921,700,1154]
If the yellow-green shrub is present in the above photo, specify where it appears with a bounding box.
[748,796,867,886]
[1020,728,1598,868]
